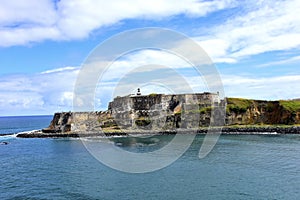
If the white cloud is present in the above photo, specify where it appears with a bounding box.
[41,66,79,74]
[201,0,300,61]
[0,0,57,26]
[54,0,235,39]
[0,26,61,46]
[257,55,300,68]
[1,0,299,64]
[0,0,235,47]
[84,49,192,84]
[0,66,79,115]
[221,74,300,100]
[2,0,300,115]
[0,62,299,115]
[198,39,235,63]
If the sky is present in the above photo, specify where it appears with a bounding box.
[0,0,300,116]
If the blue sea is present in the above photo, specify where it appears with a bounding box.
[1,116,300,199]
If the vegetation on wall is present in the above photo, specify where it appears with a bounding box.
[199,107,212,114]
[135,117,151,126]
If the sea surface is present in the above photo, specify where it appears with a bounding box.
[1,116,300,200]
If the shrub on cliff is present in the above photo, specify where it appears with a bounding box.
[226,98,253,114]
[279,100,300,112]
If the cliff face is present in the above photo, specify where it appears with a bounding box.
[42,112,72,133]
[225,98,300,125]
[42,111,114,133]
[42,96,300,133]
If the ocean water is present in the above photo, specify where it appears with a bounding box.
[0,115,53,135]
[1,116,300,199]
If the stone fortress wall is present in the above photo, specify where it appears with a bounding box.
[108,92,221,130]
[42,91,300,133]
[43,91,222,133]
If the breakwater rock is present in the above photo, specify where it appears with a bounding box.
[16,126,300,138]
[218,126,300,134]
[16,131,128,138]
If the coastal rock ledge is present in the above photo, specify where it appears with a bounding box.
[16,126,300,138]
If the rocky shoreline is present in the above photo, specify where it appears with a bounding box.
[15,126,300,138]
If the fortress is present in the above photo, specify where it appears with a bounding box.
[43,91,224,133]
[107,90,223,130]
[42,90,300,134]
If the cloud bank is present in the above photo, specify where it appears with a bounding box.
[1,0,300,63]
[0,67,79,115]
[197,0,300,62]
[0,0,234,46]
[1,55,299,115]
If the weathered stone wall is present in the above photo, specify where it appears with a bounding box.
[109,93,218,130]
[132,94,163,110]
[43,111,116,133]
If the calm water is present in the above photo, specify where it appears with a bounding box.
[0,115,53,135]
[1,116,300,199]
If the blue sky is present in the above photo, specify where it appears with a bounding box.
[0,0,300,116]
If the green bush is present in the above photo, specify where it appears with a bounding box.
[187,107,212,114]
[135,117,151,126]
[226,98,253,114]
[199,107,212,114]
[149,93,157,97]
[280,100,300,112]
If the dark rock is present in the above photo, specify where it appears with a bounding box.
[0,141,9,145]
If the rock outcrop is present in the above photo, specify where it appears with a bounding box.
[225,98,300,125]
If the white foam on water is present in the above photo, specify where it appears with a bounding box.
[17,129,40,135]
[0,129,41,141]
[0,133,17,141]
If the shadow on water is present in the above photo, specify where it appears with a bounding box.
[108,134,176,153]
